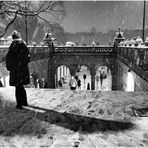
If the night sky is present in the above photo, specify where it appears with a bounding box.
[61,1,147,33]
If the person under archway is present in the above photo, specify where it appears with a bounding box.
[58,80,62,87]
[77,77,81,90]
[87,83,90,90]
[69,76,77,90]
[100,71,107,86]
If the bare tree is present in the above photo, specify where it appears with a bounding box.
[0,1,66,40]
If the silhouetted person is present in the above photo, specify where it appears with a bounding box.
[77,78,81,90]
[87,83,90,90]
[0,78,3,87]
[38,78,44,88]
[44,81,48,88]
[100,71,107,86]
[6,30,30,109]
[58,80,62,87]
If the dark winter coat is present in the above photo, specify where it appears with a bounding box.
[6,40,30,86]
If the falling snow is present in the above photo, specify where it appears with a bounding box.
[62,1,146,33]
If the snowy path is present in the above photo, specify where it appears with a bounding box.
[0,88,148,147]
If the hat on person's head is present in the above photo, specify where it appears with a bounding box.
[12,30,21,40]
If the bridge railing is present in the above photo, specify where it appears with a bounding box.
[118,46,148,70]
[54,46,114,53]
[0,45,116,63]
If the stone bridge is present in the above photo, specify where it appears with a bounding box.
[1,33,148,91]
[0,45,117,90]
[48,46,117,90]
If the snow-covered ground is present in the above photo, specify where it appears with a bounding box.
[0,87,148,147]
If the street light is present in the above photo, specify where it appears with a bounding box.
[142,0,146,42]
[25,1,28,45]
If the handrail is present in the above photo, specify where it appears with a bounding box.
[118,46,148,70]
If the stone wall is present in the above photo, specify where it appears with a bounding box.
[117,59,148,91]
[28,58,49,80]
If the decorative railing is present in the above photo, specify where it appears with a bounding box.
[54,46,114,53]
[0,45,116,63]
[118,46,148,70]
[0,45,117,64]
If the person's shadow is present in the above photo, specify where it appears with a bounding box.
[26,105,135,133]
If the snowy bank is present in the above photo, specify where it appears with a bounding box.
[0,88,148,147]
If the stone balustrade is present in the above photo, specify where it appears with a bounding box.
[0,45,115,63]
[54,46,114,53]
[118,46,148,70]
[2,44,148,72]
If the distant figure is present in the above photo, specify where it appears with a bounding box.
[31,72,38,88]
[30,75,35,88]
[69,76,77,90]
[41,78,45,88]
[0,78,3,87]
[77,78,81,90]
[44,81,48,88]
[38,78,44,88]
[100,71,107,86]
[6,30,30,109]
[58,80,62,87]
[87,83,90,90]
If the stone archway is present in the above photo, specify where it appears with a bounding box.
[47,52,117,90]
[95,66,112,91]
[56,65,71,88]
[75,65,91,90]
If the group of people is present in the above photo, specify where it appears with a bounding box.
[69,76,91,90]
[69,76,81,90]
[29,73,47,88]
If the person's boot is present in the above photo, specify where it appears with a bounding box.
[16,105,23,109]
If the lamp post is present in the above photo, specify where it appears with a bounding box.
[25,1,28,45]
[142,0,146,43]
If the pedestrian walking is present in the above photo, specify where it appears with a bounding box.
[77,78,81,90]
[87,83,90,90]
[69,76,77,90]
[6,30,30,109]
[100,71,107,86]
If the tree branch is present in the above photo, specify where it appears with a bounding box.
[37,14,52,24]
[0,11,18,38]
